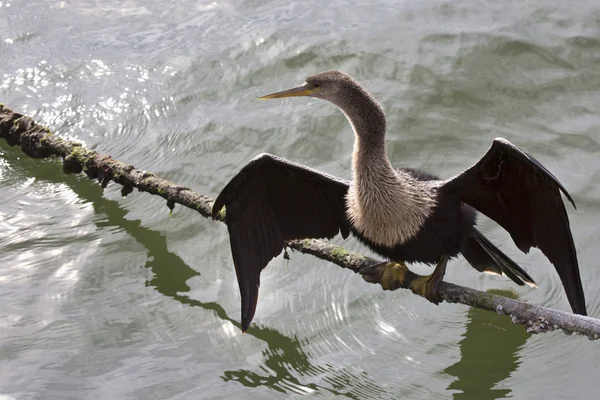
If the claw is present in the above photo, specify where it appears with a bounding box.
[410,275,443,304]
[360,261,409,291]
[409,255,449,305]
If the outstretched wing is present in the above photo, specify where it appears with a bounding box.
[212,153,351,331]
[443,138,586,315]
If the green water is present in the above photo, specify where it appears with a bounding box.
[1,0,600,398]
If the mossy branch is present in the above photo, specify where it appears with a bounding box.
[2,104,599,340]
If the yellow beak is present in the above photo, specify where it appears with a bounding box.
[258,84,315,100]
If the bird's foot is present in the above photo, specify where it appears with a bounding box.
[409,255,449,305]
[409,274,443,304]
[359,261,409,291]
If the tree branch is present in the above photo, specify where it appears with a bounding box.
[1,104,599,339]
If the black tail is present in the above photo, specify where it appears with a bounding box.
[462,228,536,287]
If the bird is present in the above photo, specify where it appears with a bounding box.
[212,70,586,332]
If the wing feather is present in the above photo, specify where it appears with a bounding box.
[443,138,586,315]
[212,154,351,331]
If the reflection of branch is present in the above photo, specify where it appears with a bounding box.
[35,163,388,399]
[445,289,529,399]
[2,104,599,339]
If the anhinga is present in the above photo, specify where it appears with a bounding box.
[212,70,586,332]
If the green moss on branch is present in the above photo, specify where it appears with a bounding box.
[0,106,215,217]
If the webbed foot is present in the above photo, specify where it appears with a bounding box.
[409,255,449,305]
[360,261,409,291]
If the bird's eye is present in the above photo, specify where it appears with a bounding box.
[312,82,321,89]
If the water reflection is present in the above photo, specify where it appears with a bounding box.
[2,143,531,399]
[62,174,390,399]
[445,289,529,399]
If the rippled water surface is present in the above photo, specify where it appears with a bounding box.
[2,0,600,398]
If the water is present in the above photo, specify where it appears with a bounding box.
[1,0,600,398]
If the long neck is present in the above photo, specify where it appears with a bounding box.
[331,88,396,183]
[338,87,434,246]
[337,84,436,246]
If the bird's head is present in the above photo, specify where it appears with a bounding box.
[258,70,356,103]
[258,70,386,140]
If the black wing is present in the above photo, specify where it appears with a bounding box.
[443,138,586,315]
[212,153,351,331]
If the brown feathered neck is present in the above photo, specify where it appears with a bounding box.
[332,76,436,246]
[329,78,386,149]
[325,78,395,181]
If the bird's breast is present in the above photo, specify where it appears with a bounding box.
[345,182,437,248]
